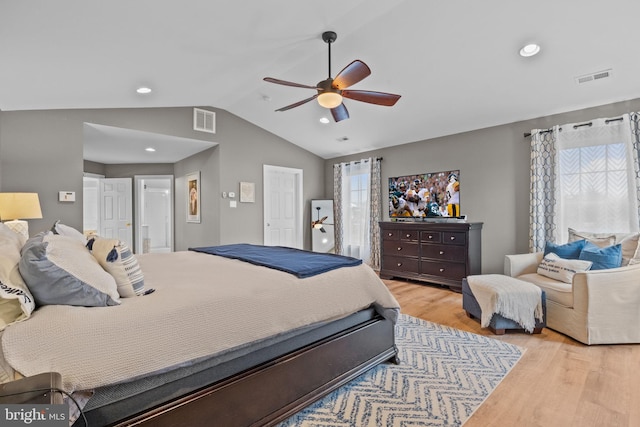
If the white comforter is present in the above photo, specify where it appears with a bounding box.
[1,251,399,392]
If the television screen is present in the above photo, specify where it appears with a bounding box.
[389,170,460,219]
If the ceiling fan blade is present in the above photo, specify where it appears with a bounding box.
[342,90,401,106]
[331,103,350,122]
[263,77,319,90]
[275,94,318,112]
[333,60,371,89]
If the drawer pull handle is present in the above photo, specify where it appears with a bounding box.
[388,232,393,237]
[428,235,434,239]
[397,262,403,267]
[450,236,455,240]
[406,234,411,238]
[439,251,444,255]
[397,247,402,251]
[439,268,445,272]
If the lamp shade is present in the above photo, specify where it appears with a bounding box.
[0,193,43,220]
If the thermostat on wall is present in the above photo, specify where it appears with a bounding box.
[59,191,75,202]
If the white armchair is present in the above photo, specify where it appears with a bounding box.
[504,252,640,345]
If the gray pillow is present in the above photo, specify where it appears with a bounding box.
[19,232,120,307]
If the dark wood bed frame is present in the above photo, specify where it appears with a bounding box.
[104,314,397,427]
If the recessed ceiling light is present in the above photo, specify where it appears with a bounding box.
[136,87,152,94]
[519,43,540,57]
[145,147,156,152]
[319,117,330,124]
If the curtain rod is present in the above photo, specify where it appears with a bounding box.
[345,157,383,165]
[523,116,624,138]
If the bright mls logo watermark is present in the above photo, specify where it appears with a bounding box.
[0,404,66,426]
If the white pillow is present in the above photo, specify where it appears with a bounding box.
[0,223,35,330]
[89,237,145,297]
[568,228,615,248]
[619,232,640,266]
[537,252,593,283]
[19,232,120,307]
[51,220,87,243]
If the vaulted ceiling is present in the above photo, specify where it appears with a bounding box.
[2,1,639,161]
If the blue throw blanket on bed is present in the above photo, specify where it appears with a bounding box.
[188,244,363,278]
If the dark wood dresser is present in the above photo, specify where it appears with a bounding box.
[379,221,482,292]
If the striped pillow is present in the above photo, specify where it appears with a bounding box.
[89,238,145,297]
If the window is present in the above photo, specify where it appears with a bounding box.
[556,119,638,241]
[344,172,369,258]
[559,143,630,231]
[334,157,382,267]
[530,114,640,252]
[342,164,371,259]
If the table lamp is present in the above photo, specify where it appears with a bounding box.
[0,193,43,240]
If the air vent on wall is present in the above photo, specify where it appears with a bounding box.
[193,108,216,134]
[575,68,612,85]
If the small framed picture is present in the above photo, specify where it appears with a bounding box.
[240,182,255,203]
[186,171,201,223]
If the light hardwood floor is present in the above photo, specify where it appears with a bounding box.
[384,278,640,427]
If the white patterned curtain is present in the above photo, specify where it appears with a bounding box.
[333,158,382,268]
[529,113,640,252]
[630,113,640,221]
[333,164,344,255]
[369,159,382,269]
[530,127,559,252]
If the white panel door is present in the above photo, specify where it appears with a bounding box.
[263,165,303,248]
[100,178,133,246]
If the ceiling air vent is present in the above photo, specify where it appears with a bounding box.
[193,108,216,134]
[575,69,612,85]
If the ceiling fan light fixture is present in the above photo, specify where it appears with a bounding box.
[317,92,343,109]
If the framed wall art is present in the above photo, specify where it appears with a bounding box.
[186,171,201,223]
[240,181,255,203]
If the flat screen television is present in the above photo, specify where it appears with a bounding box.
[388,170,460,219]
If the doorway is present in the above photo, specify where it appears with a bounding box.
[263,165,303,249]
[83,174,133,246]
[134,175,174,254]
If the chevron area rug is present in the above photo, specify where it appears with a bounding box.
[278,314,524,427]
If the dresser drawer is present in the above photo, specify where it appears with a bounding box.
[421,231,441,243]
[383,240,419,257]
[399,230,419,241]
[421,260,467,280]
[421,244,466,261]
[382,255,420,273]
[382,229,400,240]
[442,231,466,245]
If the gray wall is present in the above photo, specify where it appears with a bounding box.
[3,99,640,262]
[0,107,326,250]
[325,98,640,274]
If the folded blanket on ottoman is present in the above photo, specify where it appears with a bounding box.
[467,274,544,333]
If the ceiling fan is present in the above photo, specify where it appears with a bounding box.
[263,31,401,122]
[312,206,328,233]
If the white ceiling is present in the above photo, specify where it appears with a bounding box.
[2,1,640,161]
[83,123,217,164]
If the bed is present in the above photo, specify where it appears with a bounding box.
[0,225,400,426]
